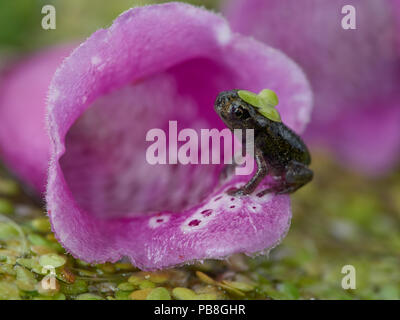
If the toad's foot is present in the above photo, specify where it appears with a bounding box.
[226,187,247,197]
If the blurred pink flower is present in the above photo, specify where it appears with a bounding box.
[224,0,400,174]
[0,46,73,193]
[0,3,312,269]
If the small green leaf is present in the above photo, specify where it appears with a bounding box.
[0,264,16,276]
[238,89,281,122]
[39,253,67,268]
[139,279,156,289]
[15,266,38,291]
[172,287,197,300]
[258,89,279,107]
[0,222,19,239]
[0,281,20,300]
[237,90,260,107]
[128,275,141,285]
[146,287,171,300]
[221,280,254,292]
[60,279,88,295]
[258,106,281,122]
[53,293,67,300]
[129,288,152,300]
[115,290,131,300]
[117,282,135,291]
[76,293,104,300]
[27,233,62,252]
[16,257,43,274]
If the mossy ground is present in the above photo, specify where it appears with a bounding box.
[1,151,399,300]
[1,0,399,301]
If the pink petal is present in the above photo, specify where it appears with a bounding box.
[0,46,73,193]
[308,101,400,175]
[224,0,400,174]
[0,3,312,269]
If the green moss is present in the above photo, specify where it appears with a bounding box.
[0,152,399,300]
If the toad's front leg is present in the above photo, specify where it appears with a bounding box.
[227,149,268,196]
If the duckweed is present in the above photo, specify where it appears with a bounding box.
[130,288,153,300]
[0,154,400,300]
[146,287,171,300]
[221,280,254,292]
[172,287,197,300]
[15,266,37,291]
[138,279,156,289]
[76,293,104,300]
[117,282,135,291]
[39,254,66,269]
[60,280,88,295]
[115,290,132,300]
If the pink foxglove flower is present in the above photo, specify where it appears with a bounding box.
[0,46,73,193]
[224,0,400,174]
[1,3,312,269]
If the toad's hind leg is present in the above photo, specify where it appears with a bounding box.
[227,149,268,196]
[257,161,313,196]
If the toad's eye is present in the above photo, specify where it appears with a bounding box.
[233,106,250,119]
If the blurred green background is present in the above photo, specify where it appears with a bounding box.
[0,0,219,51]
[0,0,399,300]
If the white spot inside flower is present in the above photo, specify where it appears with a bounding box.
[254,192,273,206]
[148,214,170,229]
[249,203,261,213]
[181,206,216,233]
[180,183,276,233]
[227,196,240,211]
[215,23,232,45]
[91,56,102,66]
